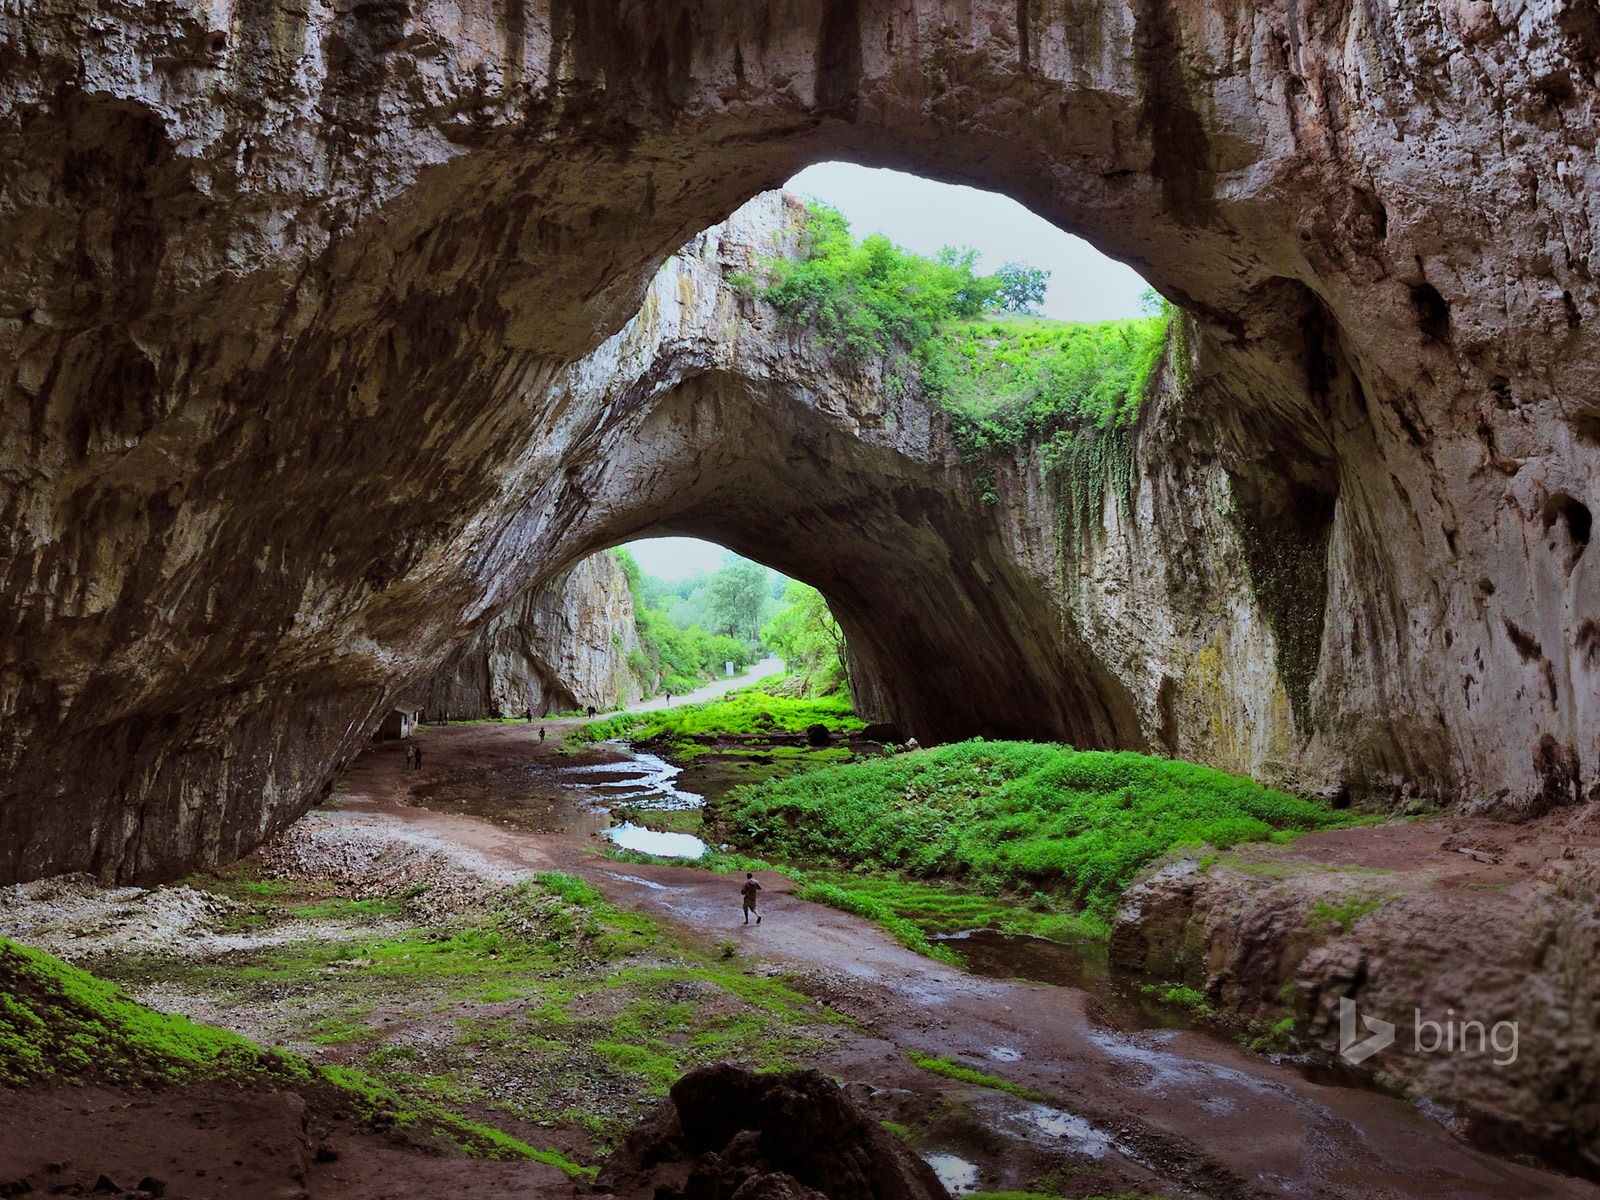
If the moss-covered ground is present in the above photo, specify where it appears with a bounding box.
[715,740,1363,923]
[53,867,841,1166]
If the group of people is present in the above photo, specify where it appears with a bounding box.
[404,744,424,770]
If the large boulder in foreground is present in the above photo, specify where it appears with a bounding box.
[598,1064,948,1200]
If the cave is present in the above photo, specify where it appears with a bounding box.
[3,1,1600,1194]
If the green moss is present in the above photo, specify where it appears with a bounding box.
[904,1051,1049,1103]
[1243,1015,1298,1055]
[719,740,1358,922]
[571,691,862,745]
[1139,983,1217,1021]
[1305,892,1390,933]
[796,882,964,966]
[0,936,310,1088]
[880,1120,916,1143]
[0,937,589,1172]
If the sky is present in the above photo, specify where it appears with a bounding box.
[626,537,734,581]
[782,162,1151,323]
[623,166,1151,574]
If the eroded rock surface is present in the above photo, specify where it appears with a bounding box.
[1,2,1598,880]
[1110,814,1600,1173]
[413,551,644,719]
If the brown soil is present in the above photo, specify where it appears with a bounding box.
[4,723,1597,1200]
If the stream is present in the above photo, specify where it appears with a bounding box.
[556,748,711,858]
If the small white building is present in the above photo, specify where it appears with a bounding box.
[376,702,424,741]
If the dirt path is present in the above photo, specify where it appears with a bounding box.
[346,724,1598,1199]
[621,656,784,714]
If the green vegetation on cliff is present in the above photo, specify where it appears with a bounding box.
[759,580,849,696]
[761,202,1168,463]
[717,740,1355,921]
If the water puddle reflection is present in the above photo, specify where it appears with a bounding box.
[558,745,708,858]
[604,823,706,859]
[921,1152,979,1195]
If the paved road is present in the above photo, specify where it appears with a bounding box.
[621,655,783,714]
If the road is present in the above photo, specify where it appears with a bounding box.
[620,656,784,714]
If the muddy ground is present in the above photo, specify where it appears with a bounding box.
[3,720,1598,1200]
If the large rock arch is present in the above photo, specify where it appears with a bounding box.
[1,1,1596,881]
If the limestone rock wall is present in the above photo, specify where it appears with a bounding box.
[413,552,645,720]
[1,1,1598,881]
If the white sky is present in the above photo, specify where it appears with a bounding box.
[626,537,730,580]
[782,162,1151,323]
[624,167,1150,575]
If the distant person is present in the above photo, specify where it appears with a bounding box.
[405,745,415,769]
[740,873,763,925]
[587,705,597,718]
[539,726,546,742]
[665,691,673,705]
[414,746,423,770]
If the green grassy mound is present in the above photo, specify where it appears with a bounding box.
[718,740,1358,920]
[0,936,308,1088]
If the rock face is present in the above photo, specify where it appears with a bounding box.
[1110,821,1600,1173]
[0,2,1598,881]
[598,1063,949,1200]
[412,552,644,720]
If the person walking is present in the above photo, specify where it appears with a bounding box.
[405,745,415,769]
[413,746,423,770]
[740,872,762,925]
[539,726,546,742]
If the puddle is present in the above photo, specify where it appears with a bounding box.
[932,927,1106,991]
[604,823,706,859]
[556,746,709,858]
[610,874,670,891]
[561,751,704,809]
[933,929,1209,1035]
[921,1153,979,1196]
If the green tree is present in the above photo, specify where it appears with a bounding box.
[761,581,848,696]
[996,263,1050,313]
[703,558,770,644]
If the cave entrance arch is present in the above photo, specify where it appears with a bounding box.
[10,1,1589,887]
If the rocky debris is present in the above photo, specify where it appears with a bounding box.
[598,1065,948,1200]
[0,811,524,964]
[253,813,517,925]
[414,553,646,721]
[0,875,245,957]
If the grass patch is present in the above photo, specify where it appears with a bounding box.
[78,870,840,1153]
[719,740,1359,922]
[0,936,313,1088]
[1139,983,1218,1022]
[572,691,863,745]
[798,872,1107,942]
[904,1051,1049,1103]
[0,936,592,1174]
[1306,892,1389,933]
[796,883,963,966]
